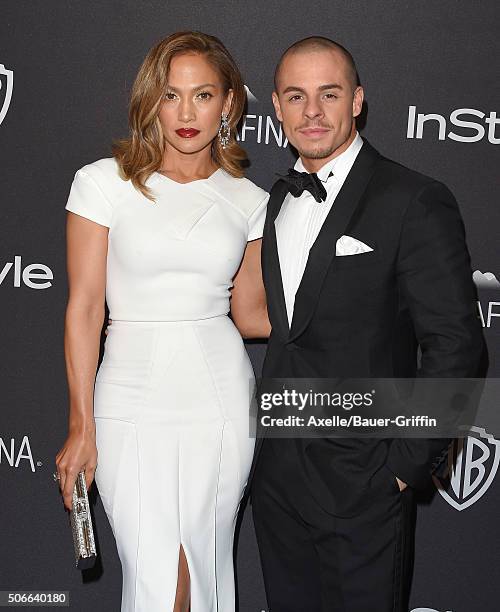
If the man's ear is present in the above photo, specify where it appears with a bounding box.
[352,86,364,118]
[272,91,283,122]
[223,88,234,117]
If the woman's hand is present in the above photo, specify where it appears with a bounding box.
[104,318,112,335]
[55,426,98,511]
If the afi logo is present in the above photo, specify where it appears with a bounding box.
[236,85,289,148]
[477,300,500,329]
[473,270,500,290]
[407,105,500,143]
[433,426,500,511]
[0,435,36,472]
[0,256,53,289]
[0,63,13,126]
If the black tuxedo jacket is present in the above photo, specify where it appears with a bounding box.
[243,137,486,515]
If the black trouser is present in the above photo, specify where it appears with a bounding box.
[251,438,416,612]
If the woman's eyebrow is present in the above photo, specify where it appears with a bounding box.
[166,83,218,91]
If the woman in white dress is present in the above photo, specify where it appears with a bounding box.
[55,31,270,611]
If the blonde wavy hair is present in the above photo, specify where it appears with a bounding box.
[112,31,248,202]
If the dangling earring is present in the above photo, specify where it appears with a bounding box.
[218,113,230,149]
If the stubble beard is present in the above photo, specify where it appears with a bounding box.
[297,142,339,160]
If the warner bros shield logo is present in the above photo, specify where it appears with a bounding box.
[0,64,13,126]
[433,426,500,511]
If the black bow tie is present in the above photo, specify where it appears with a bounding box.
[276,168,332,203]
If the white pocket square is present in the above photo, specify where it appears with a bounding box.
[335,235,374,256]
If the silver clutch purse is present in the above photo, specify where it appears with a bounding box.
[70,470,97,570]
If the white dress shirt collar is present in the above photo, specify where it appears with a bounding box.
[293,131,364,184]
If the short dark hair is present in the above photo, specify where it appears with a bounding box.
[274,36,360,91]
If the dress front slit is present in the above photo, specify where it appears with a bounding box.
[93,318,256,611]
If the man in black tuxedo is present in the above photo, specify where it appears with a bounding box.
[245,36,486,611]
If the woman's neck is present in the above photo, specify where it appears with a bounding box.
[159,148,218,182]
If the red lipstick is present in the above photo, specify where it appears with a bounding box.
[176,128,200,138]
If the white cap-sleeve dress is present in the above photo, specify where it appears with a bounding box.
[65,157,269,611]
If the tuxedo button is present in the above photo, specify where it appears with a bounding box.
[286,342,298,351]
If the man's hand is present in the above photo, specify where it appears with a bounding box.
[396,476,408,492]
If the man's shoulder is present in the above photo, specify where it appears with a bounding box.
[367,148,458,219]
[375,152,440,192]
[379,159,437,184]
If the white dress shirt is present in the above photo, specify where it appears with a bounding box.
[275,131,364,326]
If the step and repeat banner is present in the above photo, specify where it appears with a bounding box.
[1,1,498,611]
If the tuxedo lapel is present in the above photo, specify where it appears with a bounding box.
[288,139,382,343]
[262,179,290,341]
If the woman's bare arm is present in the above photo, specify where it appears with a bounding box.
[56,211,108,509]
[230,239,271,339]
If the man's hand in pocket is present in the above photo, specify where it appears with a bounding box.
[396,476,408,492]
